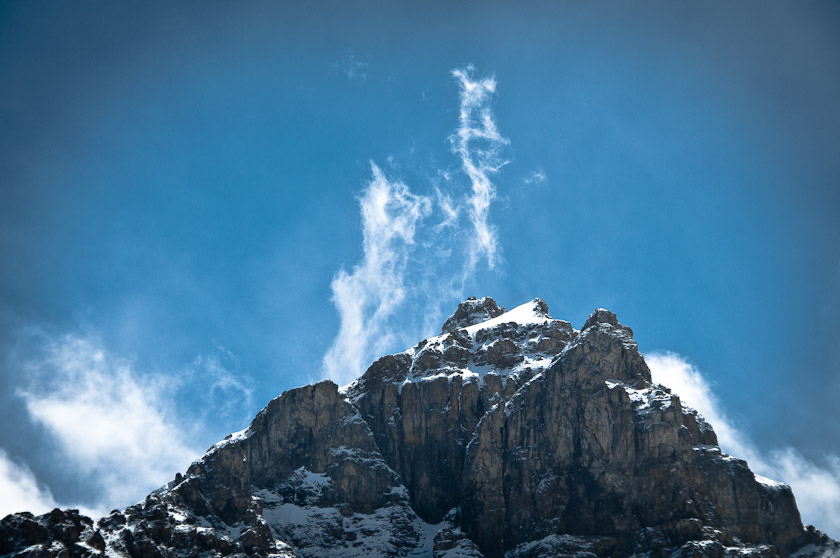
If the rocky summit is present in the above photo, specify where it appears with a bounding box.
[2,297,838,558]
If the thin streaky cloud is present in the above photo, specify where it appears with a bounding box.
[523,168,546,186]
[434,187,461,230]
[323,163,432,384]
[4,330,256,517]
[450,65,510,275]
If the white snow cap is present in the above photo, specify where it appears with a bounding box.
[462,298,552,334]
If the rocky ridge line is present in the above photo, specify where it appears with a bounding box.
[1,297,837,558]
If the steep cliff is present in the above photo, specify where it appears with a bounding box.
[2,298,837,558]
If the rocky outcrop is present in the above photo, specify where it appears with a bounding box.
[440,296,505,334]
[182,381,404,520]
[0,509,105,558]
[1,297,836,558]
[459,309,803,557]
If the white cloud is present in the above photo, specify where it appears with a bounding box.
[523,168,547,186]
[768,448,840,536]
[434,186,461,231]
[647,351,840,538]
[450,66,510,274]
[645,352,753,459]
[323,66,511,384]
[323,163,432,383]
[0,449,57,518]
[18,334,200,513]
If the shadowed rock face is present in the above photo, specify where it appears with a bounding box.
[2,298,836,558]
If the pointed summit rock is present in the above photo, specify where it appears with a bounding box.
[440,296,505,334]
[582,307,634,337]
[2,297,837,558]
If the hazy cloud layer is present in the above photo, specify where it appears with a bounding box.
[323,67,509,383]
[16,334,201,514]
[2,330,256,517]
[647,352,840,538]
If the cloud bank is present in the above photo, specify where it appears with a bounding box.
[323,67,510,384]
[647,352,840,538]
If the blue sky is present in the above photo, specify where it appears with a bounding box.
[1,0,839,534]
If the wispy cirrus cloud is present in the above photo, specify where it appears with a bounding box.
[434,186,461,231]
[450,66,510,275]
[338,53,369,82]
[647,351,840,538]
[323,164,432,383]
[323,67,510,383]
[523,168,547,186]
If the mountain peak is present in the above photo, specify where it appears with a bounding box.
[440,296,505,334]
[440,296,554,336]
[2,296,836,558]
[582,307,634,337]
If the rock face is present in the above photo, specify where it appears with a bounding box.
[2,298,837,558]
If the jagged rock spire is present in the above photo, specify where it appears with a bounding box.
[440,296,505,334]
[582,307,634,337]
